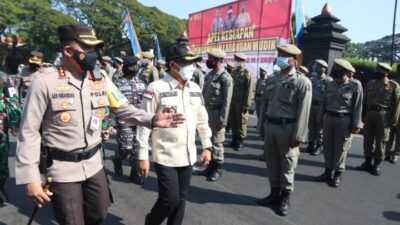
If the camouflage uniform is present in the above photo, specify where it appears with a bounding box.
[110,75,142,179]
[0,71,22,202]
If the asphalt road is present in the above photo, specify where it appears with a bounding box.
[1,116,399,225]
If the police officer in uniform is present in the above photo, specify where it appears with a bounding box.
[314,59,363,187]
[15,24,184,225]
[307,59,331,156]
[225,62,235,74]
[228,53,254,151]
[18,51,44,104]
[139,51,159,85]
[0,70,21,204]
[198,48,233,182]
[255,67,267,118]
[298,66,310,78]
[137,39,212,225]
[257,44,312,216]
[357,63,400,175]
[191,62,205,90]
[112,57,124,83]
[156,59,167,79]
[101,56,116,79]
[110,56,146,185]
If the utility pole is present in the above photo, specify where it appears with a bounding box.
[391,0,398,65]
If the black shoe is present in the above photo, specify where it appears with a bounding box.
[0,188,6,204]
[234,141,244,151]
[389,154,399,164]
[384,155,391,161]
[112,158,123,175]
[207,162,223,182]
[314,169,333,182]
[371,159,382,176]
[306,141,314,154]
[256,187,281,206]
[356,157,373,171]
[310,148,321,156]
[310,143,322,156]
[129,165,145,185]
[193,161,214,176]
[258,153,265,161]
[144,214,150,225]
[277,190,290,216]
[329,172,342,188]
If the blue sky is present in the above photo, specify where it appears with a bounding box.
[138,0,399,43]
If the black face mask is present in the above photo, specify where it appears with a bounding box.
[29,63,40,72]
[73,49,98,71]
[374,71,386,79]
[123,65,138,76]
[206,60,215,69]
[330,69,345,79]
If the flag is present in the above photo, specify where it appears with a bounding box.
[122,9,142,57]
[294,0,306,48]
[152,32,162,62]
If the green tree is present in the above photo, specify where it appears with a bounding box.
[0,0,76,63]
[54,0,187,57]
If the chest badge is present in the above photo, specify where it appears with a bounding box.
[96,109,104,118]
[56,83,70,92]
[59,112,72,123]
[60,101,71,110]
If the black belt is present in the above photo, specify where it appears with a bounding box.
[205,105,222,111]
[267,117,297,125]
[256,94,263,97]
[368,105,391,111]
[49,143,101,162]
[327,111,352,118]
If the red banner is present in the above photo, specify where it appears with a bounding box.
[188,0,292,76]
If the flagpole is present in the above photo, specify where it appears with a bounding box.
[391,0,398,65]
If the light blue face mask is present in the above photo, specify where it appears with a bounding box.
[276,56,290,69]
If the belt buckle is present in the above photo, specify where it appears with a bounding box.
[282,118,287,124]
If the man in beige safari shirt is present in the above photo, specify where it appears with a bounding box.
[136,38,212,225]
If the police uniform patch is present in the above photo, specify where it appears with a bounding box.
[56,83,70,92]
[60,101,71,110]
[160,91,178,98]
[59,112,72,123]
[143,90,154,99]
[190,92,202,97]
